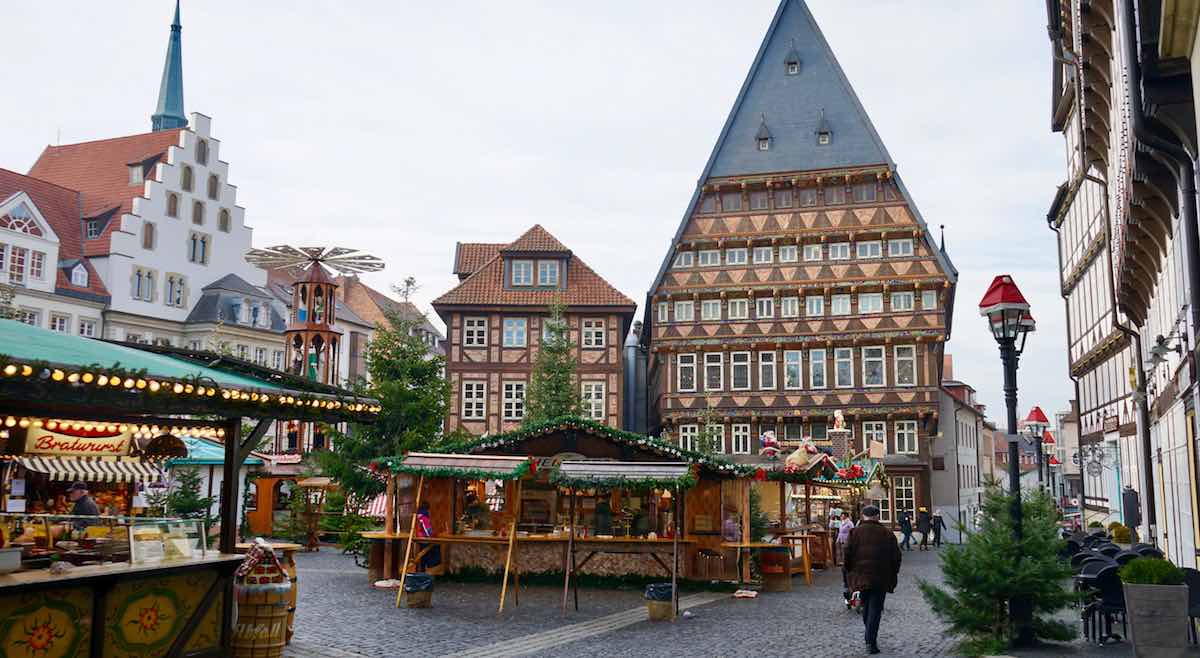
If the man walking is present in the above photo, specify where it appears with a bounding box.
[845,504,903,655]
[898,510,914,551]
[916,507,931,551]
[931,509,947,547]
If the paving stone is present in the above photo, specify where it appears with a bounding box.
[283,546,1132,658]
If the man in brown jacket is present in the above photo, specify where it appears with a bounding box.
[844,504,902,654]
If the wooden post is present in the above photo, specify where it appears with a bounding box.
[741,479,751,583]
[778,480,787,530]
[561,488,575,615]
[218,418,242,554]
[804,483,812,523]
[498,479,523,614]
[394,475,424,608]
[672,486,680,617]
[383,474,396,580]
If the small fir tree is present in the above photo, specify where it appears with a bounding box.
[918,486,1076,656]
[318,278,450,501]
[165,467,215,521]
[523,299,580,424]
[696,403,724,455]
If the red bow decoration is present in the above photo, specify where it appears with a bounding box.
[368,461,380,473]
[836,464,865,480]
[754,468,767,482]
[528,458,537,475]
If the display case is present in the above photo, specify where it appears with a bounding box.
[0,512,205,572]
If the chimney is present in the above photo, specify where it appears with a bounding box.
[942,354,954,381]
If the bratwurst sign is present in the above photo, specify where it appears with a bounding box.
[24,427,132,456]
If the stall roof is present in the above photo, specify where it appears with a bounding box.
[377,452,532,481]
[166,437,264,467]
[13,455,162,483]
[551,461,695,490]
[0,320,379,423]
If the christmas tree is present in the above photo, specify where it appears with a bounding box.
[918,486,1075,655]
[523,299,580,424]
[165,467,215,522]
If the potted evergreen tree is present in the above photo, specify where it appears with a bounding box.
[1119,557,1188,657]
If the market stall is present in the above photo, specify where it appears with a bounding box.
[0,319,379,656]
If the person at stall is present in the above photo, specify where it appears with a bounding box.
[844,504,902,655]
[415,502,441,571]
[67,482,99,529]
[721,507,741,542]
[593,500,613,536]
[463,491,491,531]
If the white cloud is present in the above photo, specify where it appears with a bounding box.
[1,0,1073,422]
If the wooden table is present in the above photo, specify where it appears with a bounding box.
[777,534,816,585]
[721,541,809,588]
[235,542,301,643]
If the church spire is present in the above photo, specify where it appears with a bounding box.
[151,0,187,131]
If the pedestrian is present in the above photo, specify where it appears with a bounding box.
[916,507,931,551]
[845,504,903,655]
[931,509,947,547]
[415,503,441,571]
[837,512,854,563]
[898,510,913,551]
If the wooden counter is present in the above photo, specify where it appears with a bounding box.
[0,554,243,657]
[362,531,691,545]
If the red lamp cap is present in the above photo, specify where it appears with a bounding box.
[978,275,1031,316]
[1042,430,1055,444]
[1024,406,1050,425]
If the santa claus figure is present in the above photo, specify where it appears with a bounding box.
[758,430,781,460]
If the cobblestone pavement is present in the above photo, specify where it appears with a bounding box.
[284,546,1134,658]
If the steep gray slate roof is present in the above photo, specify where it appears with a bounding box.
[644,0,957,316]
[705,0,892,177]
[185,273,286,330]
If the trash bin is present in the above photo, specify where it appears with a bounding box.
[644,582,675,621]
[234,540,292,658]
[760,546,792,592]
[404,573,434,608]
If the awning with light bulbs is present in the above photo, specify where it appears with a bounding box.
[14,455,163,483]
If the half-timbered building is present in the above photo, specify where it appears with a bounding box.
[434,225,637,436]
[642,0,957,521]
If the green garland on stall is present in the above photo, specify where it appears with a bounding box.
[372,457,533,482]
[440,416,746,476]
[548,469,698,492]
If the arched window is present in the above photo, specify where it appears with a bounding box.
[142,222,155,250]
[181,166,193,192]
[166,193,179,218]
[207,174,219,200]
[196,139,209,165]
[192,200,204,225]
[218,208,231,232]
[71,264,88,287]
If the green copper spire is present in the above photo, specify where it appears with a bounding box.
[151,0,186,131]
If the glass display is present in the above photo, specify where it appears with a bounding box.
[0,513,205,572]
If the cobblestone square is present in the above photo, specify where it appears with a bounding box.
[284,548,1133,658]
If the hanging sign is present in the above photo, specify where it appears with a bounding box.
[24,426,132,456]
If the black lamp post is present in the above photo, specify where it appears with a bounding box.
[979,274,1036,647]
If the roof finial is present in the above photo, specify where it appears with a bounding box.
[151,0,187,132]
[939,224,946,252]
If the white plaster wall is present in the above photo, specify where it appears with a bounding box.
[0,192,60,294]
[106,112,262,321]
[9,291,103,335]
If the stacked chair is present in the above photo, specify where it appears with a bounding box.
[1070,537,1191,645]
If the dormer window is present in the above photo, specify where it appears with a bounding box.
[786,61,800,75]
[511,260,533,286]
[758,138,770,151]
[755,114,772,152]
[815,109,832,146]
[129,165,144,185]
[817,131,831,145]
[251,304,262,326]
[785,40,801,76]
[70,264,88,287]
[537,260,560,286]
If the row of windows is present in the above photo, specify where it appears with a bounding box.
[673,239,914,269]
[163,195,232,232]
[178,165,222,202]
[674,346,918,392]
[131,266,191,308]
[675,420,919,455]
[14,309,97,337]
[461,380,606,421]
[657,290,937,323]
[0,244,46,286]
[699,181,899,214]
[463,317,606,349]
[139,224,213,266]
[509,259,560,287]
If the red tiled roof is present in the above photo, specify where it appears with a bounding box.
[28,129,183,256]
[500,224,572,254]
[453,242,504,277]
[434,226,635,309]
[0,168,110,299]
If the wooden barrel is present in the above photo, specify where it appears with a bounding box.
[277,547,299,643]
[234,562,292,657]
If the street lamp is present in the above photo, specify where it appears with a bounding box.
[1042,430,1057,498]
[1022,406,1050,490]
[979,274,1036,647]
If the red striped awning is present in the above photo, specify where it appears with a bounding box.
[363,493,387,519]
[16,456,163,483]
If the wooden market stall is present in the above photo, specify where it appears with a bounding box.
[364,417,864,599]
[0,319,379,656]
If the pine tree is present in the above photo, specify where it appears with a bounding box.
[696,403,724,455]
[318,278,450,501]
[523,299,580,424]
[165,467,215,521]
[918,486,1076,656]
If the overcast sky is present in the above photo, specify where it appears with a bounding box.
[4,1,1069,427]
